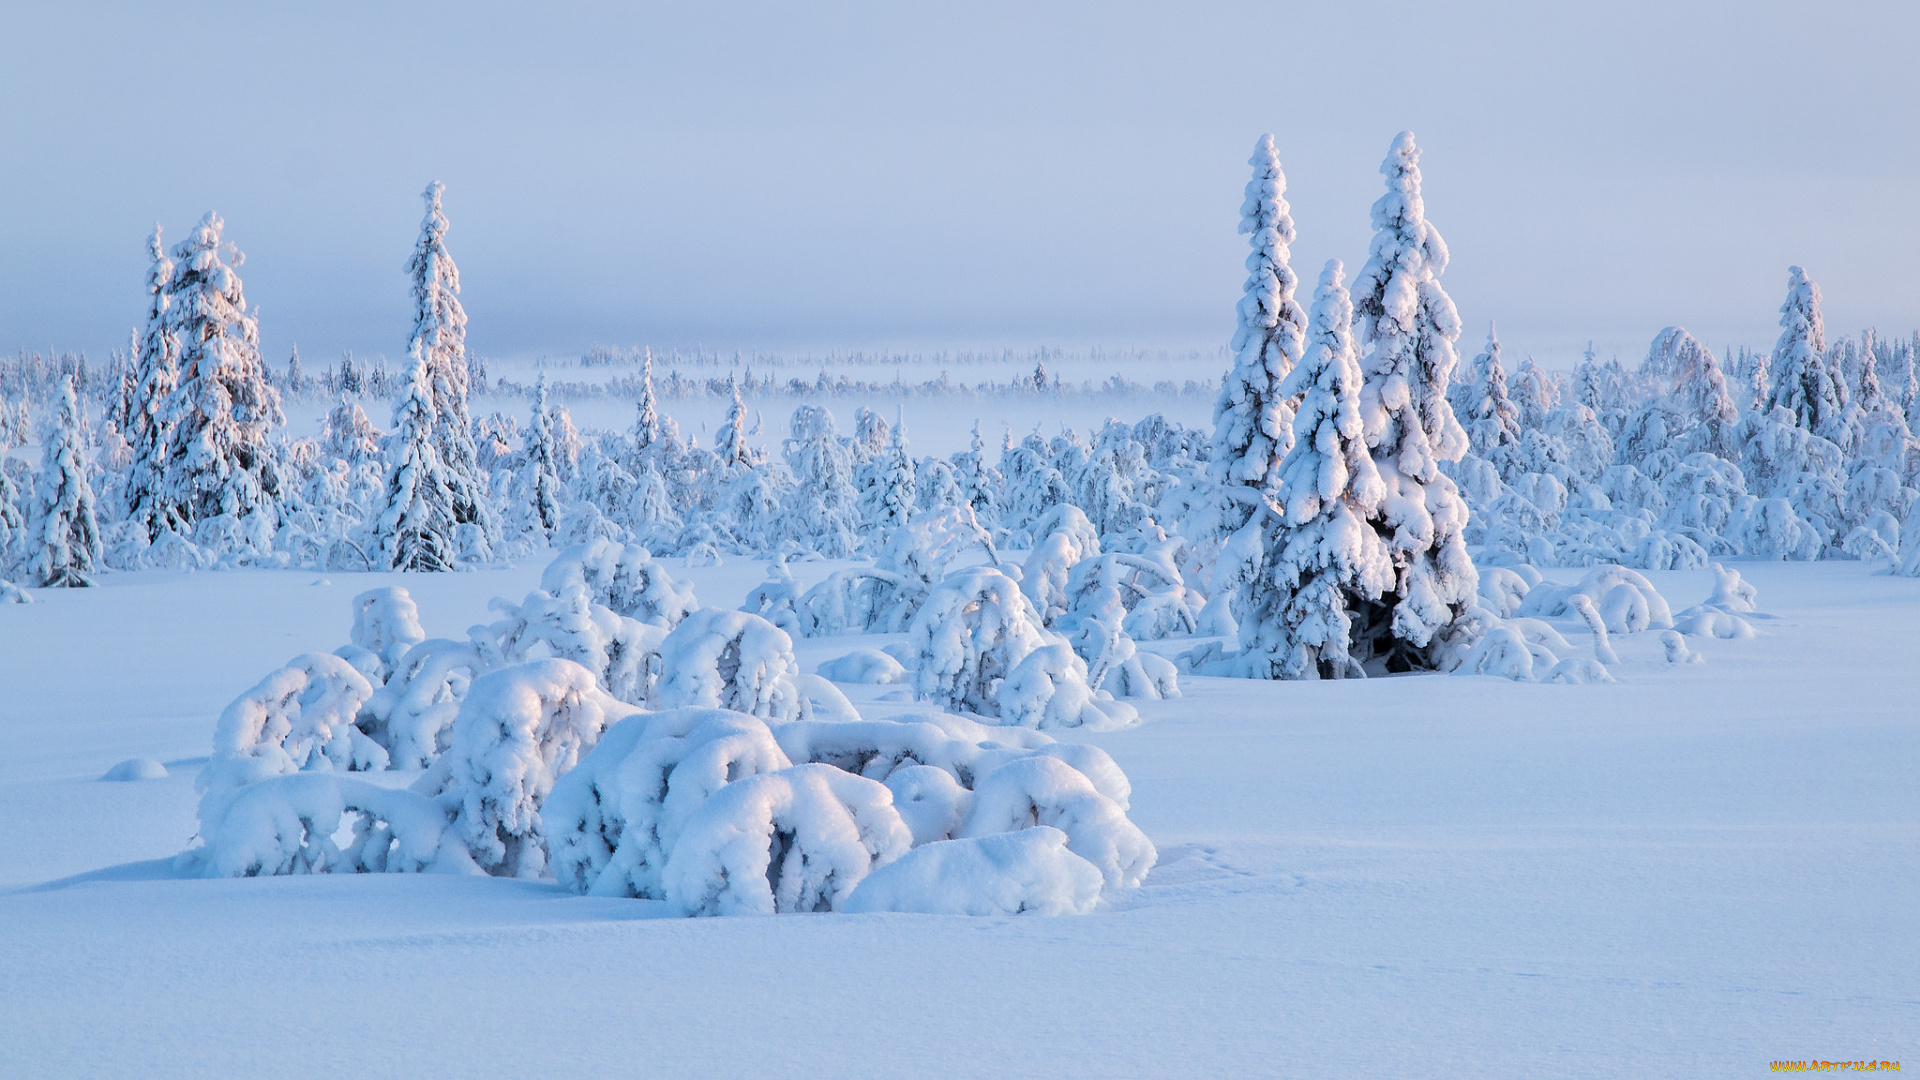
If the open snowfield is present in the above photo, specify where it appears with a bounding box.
[0,557,1914,1077]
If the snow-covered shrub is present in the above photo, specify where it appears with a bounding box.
[844,827,1105,917]
[540,538,697,629]
[740,557,802,635]
[1454,626,1543,681]
[960,755,1154,890]
[545,707,794,898]
[1021,504,1100,626]
[1675,610,1755,639]
[183,773,463,878]
[1001,642,1140,731]
[817,648,908,685]
[472,587,666,707]
[652,608,804,721]
[413,658,635,878]
[198,653,382,806]
[910,566,1049,717]
[1063,547,1200,642]
[361,638,485,768]
[1727,496,1823,561]
[1518,565,1673,630]
[341,587,426,681]
[664,763,913,915]
[1064,587,1180,701]
[880,505,997,587]
[793,567,924,637]
[1477,566,1534,618]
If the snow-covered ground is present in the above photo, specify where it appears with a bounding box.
[1,558,1915,1076]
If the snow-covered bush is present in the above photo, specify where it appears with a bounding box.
[664,764,912,915]
[1519,565,1673,630]
[182,773,463,878]
[545,707,794,899]
[340,587,426,682]
[1001,642,1140,730]
[1064,587,1181,701]
[414,658,636,878]
[540,538,697,629]
[652,608,804,721]
[1021,504,1101,626]
[793,566,924,637]
[361,638,485,768]
[960,754,1154,890]
[472,587,666,707]
[740,557,803,634]
[197,653,382,808]
[910,566,1049,717]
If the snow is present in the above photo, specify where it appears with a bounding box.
[0,559,1916,1075]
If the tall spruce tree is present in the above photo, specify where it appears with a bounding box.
[522,375,563,537]
[1239,261,1392,679]
[1767,266,1845,439]
[1210,134,1307,529]
[627,348,663,471]
[149,213,284,537]
[407,182,495,549]
[1350,132,1476,670]
[125,226,177,535]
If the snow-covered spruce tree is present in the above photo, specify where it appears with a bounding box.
[625,348,663,473]
[712,375,754,470]
[285,345,304,395]
[0,428,23,574]
[521,375,564,538]
[149,213,285,541]
[124,226,177,536]
[374,347,459,572]
[1664,328,1740,459]
[1349,132,1477,670]
[1237,262,1392,679]
[33,376,103,587]
[780,404,860,557]
[1451,324,1520,458]
[1767,266,1846,440]
[955,420,1003,529]
[864,410,917,537]
[1510,357,1557,432]
[407,182,495,550]
[1209,134,1307,534]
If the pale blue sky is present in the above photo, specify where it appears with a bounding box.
[1,1,1914,367]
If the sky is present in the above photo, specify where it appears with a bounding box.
[1,1,1916,370]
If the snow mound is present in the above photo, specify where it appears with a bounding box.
[0,579,31,604]
[817,648,908,685]
[844,827,1105,916]
[102,757,167,781]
